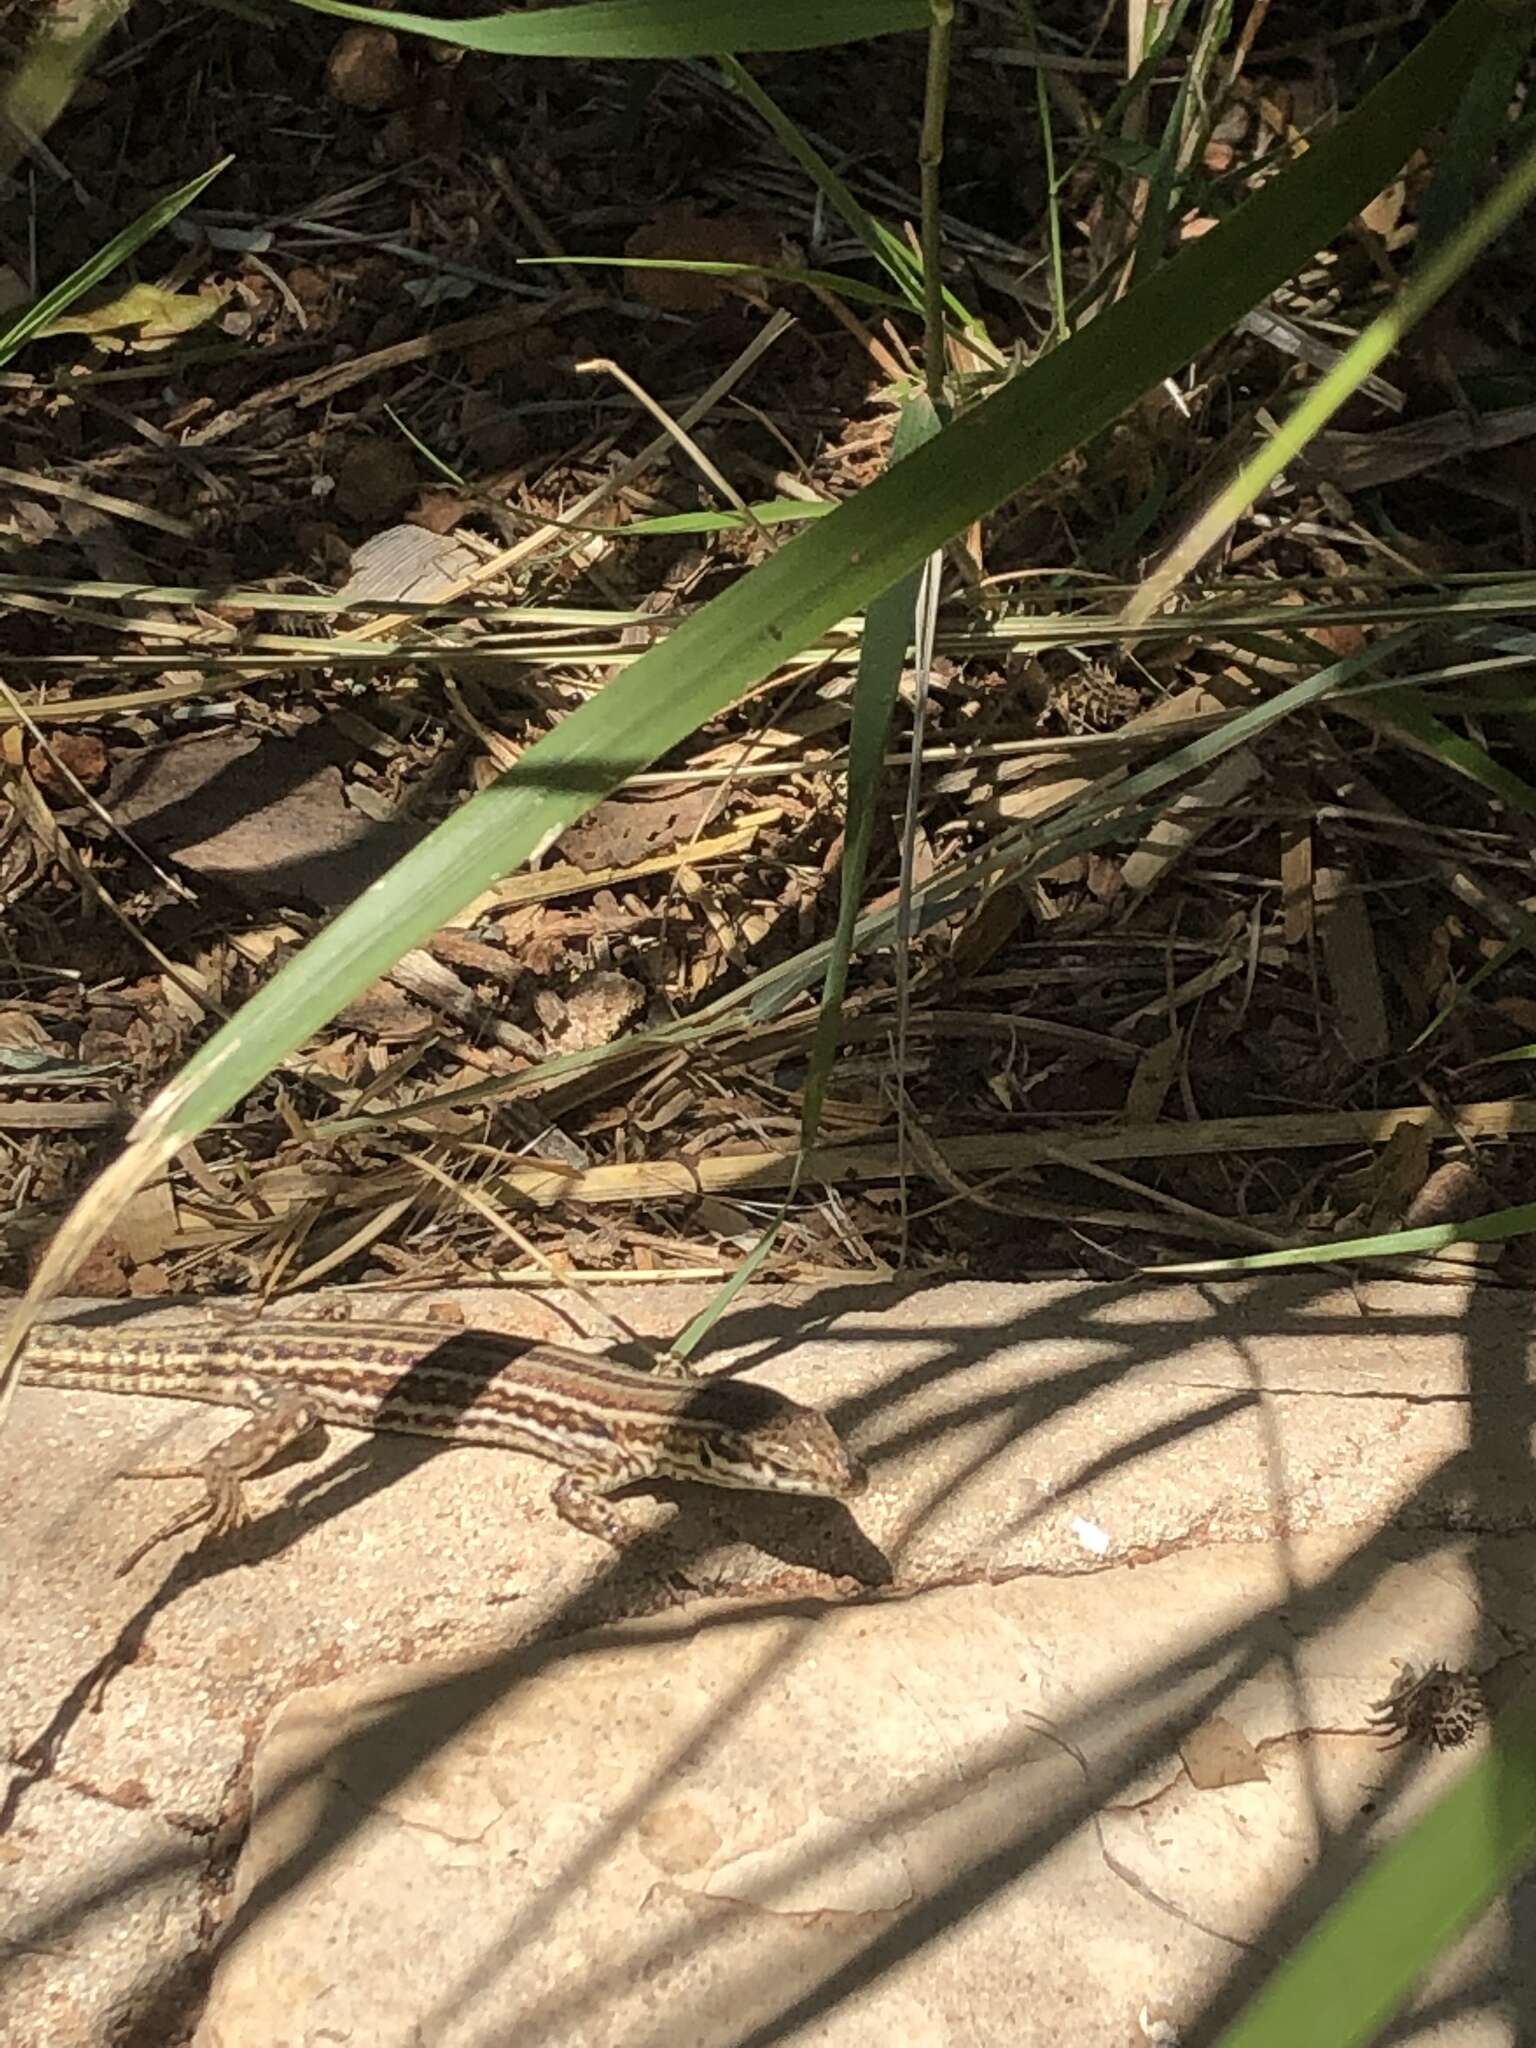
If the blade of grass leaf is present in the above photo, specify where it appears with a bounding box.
[618,502,831,535]
[667,1223,785,1362]
[1406,929,1525,1053]
[1482,1038,1536,1063]
[1416,2,1535,261]
[717,54,925,310]
[285,0,929,57]
[919,0,956,399]
[1366,698,1536,820]
[0,157,232,370]
[1158,1201,1536,1275]
[0,0,1501,1412]
[715,53,987,346]
[1021,0,1071,344]
[523,254,906,311]
[1123,0,1206,296]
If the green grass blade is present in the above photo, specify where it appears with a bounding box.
[1416,2,1535,260]
[0,157,232,370]
[717,54,925,308]
[284,0,928,57]
[1161,1201,1536,1275]
[668,1222,785,1360]
[1481,1037,1536,1063]
[617,500,830,534]
[1373,697,1536,819]
[1405,928,1532,1054]
[800,394,941,1150]
[527,253,905,310]
[716,53,984,339]
[1020,2,1070,342]
[1122,0,1206,294]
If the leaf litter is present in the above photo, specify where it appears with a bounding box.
[4,9,1536,1299]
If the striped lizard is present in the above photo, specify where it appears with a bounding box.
[17,1315,866,1575]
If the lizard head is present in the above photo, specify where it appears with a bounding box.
[668,1379,867,1500]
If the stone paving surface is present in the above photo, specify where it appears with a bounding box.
[4,1275,1534,2045]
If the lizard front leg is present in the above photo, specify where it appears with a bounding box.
[549,1469,696,1603]
[116,1388,323,1575]
[550,1468,633,1548]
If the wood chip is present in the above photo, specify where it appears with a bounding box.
[1315,863,1389,1061]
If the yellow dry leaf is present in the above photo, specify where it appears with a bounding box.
[41,281,230,346]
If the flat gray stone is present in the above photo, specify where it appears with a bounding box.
[4,1276,1533,2045]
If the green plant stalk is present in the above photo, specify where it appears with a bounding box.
[680,397,941,1348]
[919,0,955,402]
[1029,7,1070,344]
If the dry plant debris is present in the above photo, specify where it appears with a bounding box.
[4,10,1536,1302]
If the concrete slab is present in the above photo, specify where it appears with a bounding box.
[4,1276,1534,2045]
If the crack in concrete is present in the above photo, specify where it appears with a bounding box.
[1165,1380,1475,1404]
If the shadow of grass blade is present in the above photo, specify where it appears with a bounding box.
[0,0,1503,1409]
